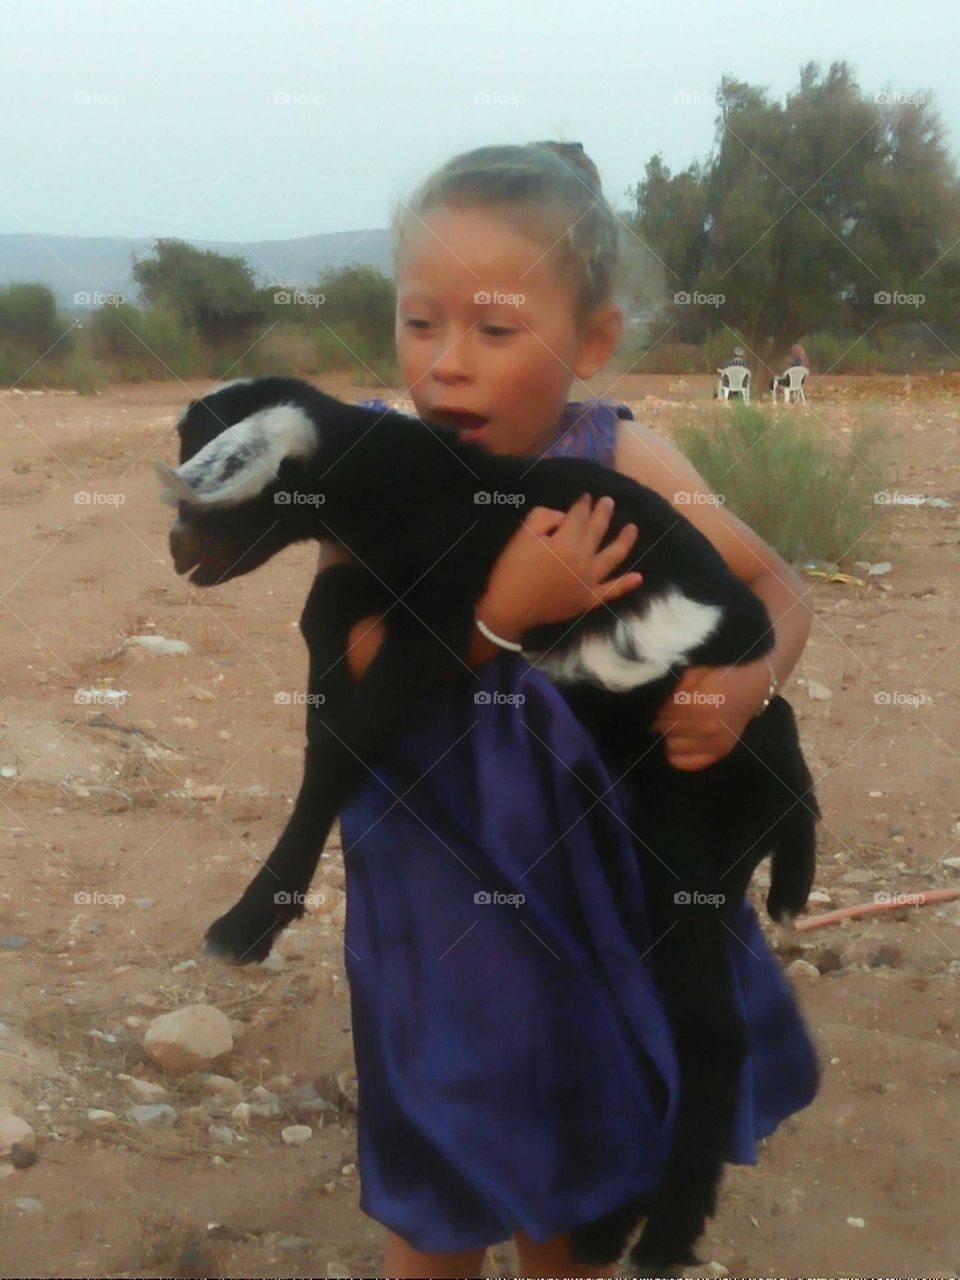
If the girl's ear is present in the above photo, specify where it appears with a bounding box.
[571,303,623,381]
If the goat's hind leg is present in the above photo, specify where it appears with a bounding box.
[204,563,386,964]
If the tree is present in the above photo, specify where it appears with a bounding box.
[132,238,264,342]
[629,62,960,361]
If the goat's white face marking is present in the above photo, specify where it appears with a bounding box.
[157,403,317,510]
[527,587,722,692]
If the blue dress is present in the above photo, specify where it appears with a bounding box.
[338,397,820,1252]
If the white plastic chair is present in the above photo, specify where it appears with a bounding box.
[772,365,808,404]
[718,365,750,403]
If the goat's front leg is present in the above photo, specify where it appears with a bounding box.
[203,562,385,963]
[204,589,474,963]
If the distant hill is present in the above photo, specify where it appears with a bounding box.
[0,229,394,309]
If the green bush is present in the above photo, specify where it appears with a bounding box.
[672,402,887,567]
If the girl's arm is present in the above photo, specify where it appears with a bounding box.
[615,422,815,771]
[336,496,644,684]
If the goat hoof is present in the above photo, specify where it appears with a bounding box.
[203,904,289,965]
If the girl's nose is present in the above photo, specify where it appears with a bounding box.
[431,332,473,383]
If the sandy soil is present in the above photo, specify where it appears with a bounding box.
[0,370,958,1278]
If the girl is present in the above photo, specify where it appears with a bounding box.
[324,142,820,1279]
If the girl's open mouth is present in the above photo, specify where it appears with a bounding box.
[429,410,489,438]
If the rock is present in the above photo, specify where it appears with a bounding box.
[128,635,191,656]
[86,1109,117,1128]
[0,936,27,950]
[208,1124,236,1145]
[125,1104,178,1128]
[279,1236,311,1252]
[0,1113,35,1156]
[143,1005,233,1073]
[806,680,833,700]
[11,1143,37,1170]
[14,1198,42,1213]
[867,562,892,576]
[0,1022,11,1038]
[231,1103,252,1127]
[841,869,875,884]
[173,716,198,730]
[199,1074,242,1102]
[281,1124,313,1146]
[847,1216,866,1228]
[125,1078,168,1102]
[336,1070,358,1112]
[943,858,960,873]
[786,959,820,981]
[807,890,832,904]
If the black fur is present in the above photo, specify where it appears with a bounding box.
[160,376,820,1272]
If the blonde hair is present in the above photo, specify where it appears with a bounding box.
[390,141,621,330]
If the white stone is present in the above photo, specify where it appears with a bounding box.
[143,1004,233,1073]
[281,1125,313,1146]
[125,1078,169,1101]
[806,679,833,700]
[786,959,820,980]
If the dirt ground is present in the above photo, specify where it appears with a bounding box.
[0,369,958,1279]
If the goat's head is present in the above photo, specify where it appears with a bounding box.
[156,379,321,586]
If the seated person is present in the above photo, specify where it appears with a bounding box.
[716,345,750,397]
[770,343,810,390]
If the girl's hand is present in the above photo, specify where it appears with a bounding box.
[654,660,772,771]
[477,493,643,641]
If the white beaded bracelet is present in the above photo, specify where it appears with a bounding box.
[475,613,524,653]
[755,653,779,717]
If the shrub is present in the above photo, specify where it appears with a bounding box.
[672,402,887,567]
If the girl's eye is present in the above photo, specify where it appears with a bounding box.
[404,319,431,330]
[483,326,515,337]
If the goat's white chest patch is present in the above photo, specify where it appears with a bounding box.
[158,403,317,509]
[527,587,722,691]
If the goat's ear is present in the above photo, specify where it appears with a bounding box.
[155,403,317,511]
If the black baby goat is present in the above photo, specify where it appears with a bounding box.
[156,375,819,1276]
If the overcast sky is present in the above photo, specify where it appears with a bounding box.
[3,0,958,244]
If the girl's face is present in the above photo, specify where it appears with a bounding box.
[394,205,620,457]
